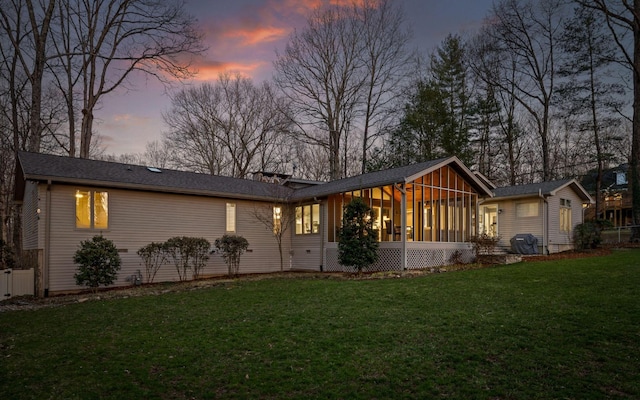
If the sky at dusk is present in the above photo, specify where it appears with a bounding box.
[97,0,495,157]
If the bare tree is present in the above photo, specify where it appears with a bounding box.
[0,0,56,153]
[274,5,364,180]
[355,0,413,173]
[475,0,567,181]
[251,196,294,273]
[46,0,205,158]
[577,0,640,235]
[163,74,290,178]
[557,3,626,217]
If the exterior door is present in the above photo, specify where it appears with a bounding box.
[480,206,498,237]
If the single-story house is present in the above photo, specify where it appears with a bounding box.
[14,152,591,295]
[478,179,594,254]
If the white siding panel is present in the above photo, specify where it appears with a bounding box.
[46,185,289,293]
[490,199,543,249]
[291,233,323,270]
[21,181,40,250]
[549,187,584,248]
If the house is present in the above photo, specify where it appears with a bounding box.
[581,164,632,226]
[14,152,591,296]
[478,179,594,254]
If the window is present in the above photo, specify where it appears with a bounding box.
[75,190,108,229]
[273,206,282,234]
[295,204,320,235]
[516,202,539,218]
[560,198,572,232]
[226,203,236,232]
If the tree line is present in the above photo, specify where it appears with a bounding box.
[1,0,638,260]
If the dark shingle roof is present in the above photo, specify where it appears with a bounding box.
[16,152,293,201]
[292,157,494,200]
[16,152,496,202]
[492,179,592,202]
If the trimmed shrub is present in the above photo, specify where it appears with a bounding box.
[165,236,211,281]
[137,242,168,283]
[215,234,249,277]
[73,235,121,292]
[189,237,211,279]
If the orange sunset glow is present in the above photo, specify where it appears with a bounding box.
[97,0,493,156]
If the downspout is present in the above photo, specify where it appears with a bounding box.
[318,199,324,272]
[44,180,52,297]
[539,188,548,255]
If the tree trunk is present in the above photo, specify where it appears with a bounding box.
[632,2,640,237]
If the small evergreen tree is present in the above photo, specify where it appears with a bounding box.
[73,235,121,292]
[338,198,379,272]
[214,234,249,277]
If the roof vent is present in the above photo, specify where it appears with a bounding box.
[147,167,162,173]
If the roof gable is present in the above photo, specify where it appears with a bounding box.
[291,156,494,200]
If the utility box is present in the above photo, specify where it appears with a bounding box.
[510,234,538,254]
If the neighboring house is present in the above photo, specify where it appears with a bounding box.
[478,179,594,254]
[15,152,495,295]
[582,164,632,226]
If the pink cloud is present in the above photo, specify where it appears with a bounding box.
[191,59,267,81]
[222,25,289,46]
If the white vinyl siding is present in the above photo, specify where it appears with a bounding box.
[21,181,41,250]
[44,185,287,293]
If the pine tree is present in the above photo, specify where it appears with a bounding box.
[338,198,379,272]
[430,34,475,165]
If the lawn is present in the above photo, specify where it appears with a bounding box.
[1,249,639,399]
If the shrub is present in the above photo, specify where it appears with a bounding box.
[165,237,191,281]
[468,233,501,259]
[0,239,16,269]
[338,198,379,272]
[137,242,168,283]
[165,236,211,281]
[189,237,211,279]
[574,220,611,250]
[214,234,249,277]
[73,235,121,292]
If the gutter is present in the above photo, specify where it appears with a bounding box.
[24,175,292,203]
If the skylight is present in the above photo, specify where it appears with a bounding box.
[147,167,162,173]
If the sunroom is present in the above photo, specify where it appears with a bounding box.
[292,156,494,272]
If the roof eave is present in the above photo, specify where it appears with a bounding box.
[23,174,287,203]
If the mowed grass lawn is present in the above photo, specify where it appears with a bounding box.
[1,250,639,399]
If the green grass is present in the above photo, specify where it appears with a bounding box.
[1,250,639,399]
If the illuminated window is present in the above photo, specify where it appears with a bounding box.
[273,206,282,234]
[226,203,236,233]
[75,190,108,229]
[295,204,320,235]
[560,198,572,232]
